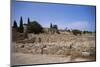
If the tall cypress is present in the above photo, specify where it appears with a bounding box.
[19,16,24,33]
[28,17,30,25]
[50,23,52,28]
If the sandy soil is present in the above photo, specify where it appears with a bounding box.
[11,33,95,66]
[11,52,91,66]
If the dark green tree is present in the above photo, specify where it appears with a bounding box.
[83,30,92,34]
[72,29,81,35]
[50,23,52,28]
[13,20,18,29]
[27,21,43,34]
[19,16,24,33]
[28,17,30,25]
[53,25,58,30]
[52,24,60,34]
[67,29,70,32]
[83,31,87,34]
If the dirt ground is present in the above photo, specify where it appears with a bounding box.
[11,52,93,66]
[11,33,96,66]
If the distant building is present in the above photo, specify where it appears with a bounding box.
[50,23,59,34]
[23,22,59,34]
[43,28,50,34]
[43,23,60,34]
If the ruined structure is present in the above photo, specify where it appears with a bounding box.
[43,23,60,34]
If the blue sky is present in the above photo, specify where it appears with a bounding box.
[11,1,96,31]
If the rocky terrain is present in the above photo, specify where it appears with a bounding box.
[11,33,96,66]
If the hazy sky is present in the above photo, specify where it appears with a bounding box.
[11,1,96,31]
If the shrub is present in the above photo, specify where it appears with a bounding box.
[83,31,92,34]
[72,29,81,35]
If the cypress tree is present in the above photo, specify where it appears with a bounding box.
[19,16,24,33]
[50,23,52,28]
[28,17,30,25]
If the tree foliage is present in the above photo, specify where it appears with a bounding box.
[27,21,43,34]
[19,16,24,33]
[67,29,70,32]
[50,23,52,28]
[83,31,92,34]
[28,17,30,25]
[13,20,18,29]
[53,25,58,30]
[72,29,81,35]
